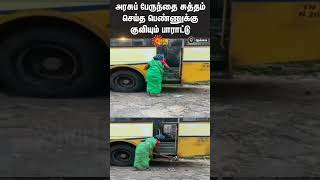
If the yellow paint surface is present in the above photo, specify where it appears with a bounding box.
[177,137,210,157]
[230,2,320,65]
[177,122,210,157]
[110,139,143,147]
[182,62,210,83]
[182,46,210,83]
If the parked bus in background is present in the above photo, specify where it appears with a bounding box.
[0,1,109,96]
[214,0,320,77]
[110,118,210,166]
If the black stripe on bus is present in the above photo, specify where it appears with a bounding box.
[111,62,147,66]
[178,136,210,138]
[183,60,210,62]
[113,137,151,140]
[0,10,14,15]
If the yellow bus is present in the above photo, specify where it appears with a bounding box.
[214,0,320,75]
[110,118,210,166]
[0,1,109,96]
[110,38,210,92]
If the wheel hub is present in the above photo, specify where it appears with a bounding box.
[16,43,79,81]
[116,76,135,88]
[41,57,63,71]
[120,153,128,159]
[122,79,130,85]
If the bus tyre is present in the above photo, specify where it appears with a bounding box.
[110,70,145,92]
[0,27,106,97]
[111,144,135,166]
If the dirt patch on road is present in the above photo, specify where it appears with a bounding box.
[110,85,210,118]
[111,159,210,180]
[0,91,108,177]
[212,75,320,177]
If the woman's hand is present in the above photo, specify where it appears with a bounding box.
[161,59,170,69]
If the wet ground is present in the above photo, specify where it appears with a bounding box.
[0,88,108,177]
[110,85,210,118]
[212,75,320,177]
[110,159,210,180]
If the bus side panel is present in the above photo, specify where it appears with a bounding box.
[230,1,320,65]
[182,46,210,84]
[177,137,210,157]
[110,47,156,65]
[69,10,109,41]
[110,64,147,79]
[110,139,143,147]
[177,122,210,157]
[110,122,153,140]
[0,1,109,43]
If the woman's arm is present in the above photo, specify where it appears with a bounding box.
[161,59,170,69]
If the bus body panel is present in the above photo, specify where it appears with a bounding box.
[0,1,109,43]
[177,137,210,157]
[230,1,320,65]
[178,122,210,136]
[177,122,210,157]
[182,46,210,83]
[110,64,147,80]
[110,139,143,147]
[110,122,153,140]
[110,47,156,65]
[110,47,154,81]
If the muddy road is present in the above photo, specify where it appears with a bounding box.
[110,159,210,180]
[0,89,108,177]
[212,75,320,177]
[110,85,210,118]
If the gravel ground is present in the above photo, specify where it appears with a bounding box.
[212,75,320,177]
[0,89,108,177]
[110,85,210,118]
[110,159,210,180]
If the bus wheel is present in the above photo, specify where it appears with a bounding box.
[111,144,135,166]
[110,70,145,92]
[0,27,106,97]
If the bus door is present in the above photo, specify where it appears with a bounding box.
[157,39,183,84]
[154,120,178,156]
